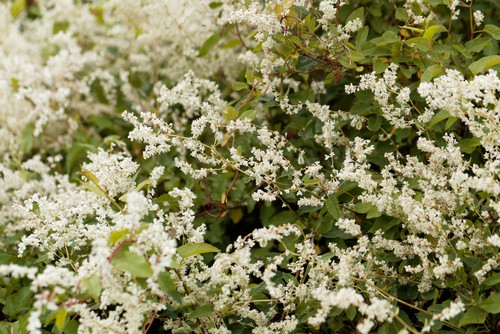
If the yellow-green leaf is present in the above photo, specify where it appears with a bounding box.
[221,39,242,48]
[11,0,26,18]
[81,182,106,197]
[199,33,222,57]
[245,69,256,84]
[112,251,153,278]
[240,109,258,121]
[108,229,130,245]
[81,169,101,186]
[177,243,220,259]
[423,25,443,41]
[230,207,244,224]
[400,25,424,34]
[232,81,249,91]
[135,178,151,192]
[469,55,500,75]
[420,64,442,82]
[21,123,35,155]
[224,105,238,121]
[55,309,68,331]
[82,274,102,300]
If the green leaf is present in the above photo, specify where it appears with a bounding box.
[366,205,381,219]
[483,273,500,287]
[158,271,182,304]
[245,69,256,84]
[230,207,244,224]
[81,181,106,198]
[355,202,374,214]
[177,243,220,259]
[346,7,364,25]
[267,211,296,227]
[465,37,493,53]
[199,33,222,57]
[63,320,79,334]
[89,6,105,24]
[367,116,382,132]
[82,274,102,300]
[459,306,488,327]
[187,304,214,320]
[480,293,500,314]
[458,137,481,154]
[169,257,181,270]
[158,271,175,291]
[356,26,369,45]
[444,116,459,130]
[112,251,153,278]
[453,43,472,59]
[349,50,365,62]
[209,2,223,9]
[55,309,67,331]
[326,195,341,220]
[303,178,322,186]
[373,59,388,73]
[232,81,249,91]
[53,21,70,34]
[3,287,33,317]
[469,55,500,75]
[224,105,238,121]
[421,64,442,82]
[296,55,320,71]
[304,14,316,31]
[21,123,35,155]
[108,229,130,245]
[405,37,429,51]
[400,25,424,34]
[428,110,451,128]
[81,169,101,187]
[484,24,500,40]
[240,109,258,121]
[423,25,443,41]
[346,305,357,320]
[369,217,401,234]
[221,39,242,48]
[395,8,408,21]
[10,0,26,18]
[65,143,92,173]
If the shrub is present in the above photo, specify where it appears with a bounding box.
[0,0,499,333]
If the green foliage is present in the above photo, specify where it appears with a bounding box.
[1,0,499,333]
[176,243,220,259]
[112,250,154,278]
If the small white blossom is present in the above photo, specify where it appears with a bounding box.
[473,10,484,26]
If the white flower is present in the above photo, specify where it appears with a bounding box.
[487,234,500,247]
[83,148,139,197]
[473,10,484,27]
[336,218,361,236]
[319,0,338,21]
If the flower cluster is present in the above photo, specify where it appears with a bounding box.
[0,0,498,333]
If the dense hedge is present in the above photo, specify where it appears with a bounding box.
[0,0,499,333]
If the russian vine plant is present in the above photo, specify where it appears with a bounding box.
[0,0,499,333]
